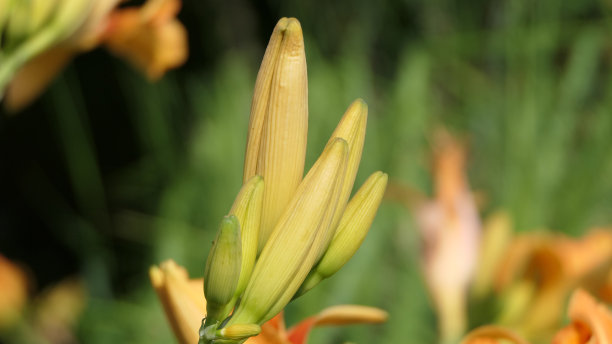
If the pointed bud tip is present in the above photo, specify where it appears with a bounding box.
[149,266,164,287]
[352,98,368,111]
[220,215,240,233]
[282,17,302,34]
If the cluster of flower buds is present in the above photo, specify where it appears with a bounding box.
[198,17,387,344]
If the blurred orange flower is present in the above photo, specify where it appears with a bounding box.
[3,0,187,111]
[414,130,481,343]
[0,254,28,329]
[494,229,612,336]
[552,289,612,343]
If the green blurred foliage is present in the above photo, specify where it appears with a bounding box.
[1,0,612,343]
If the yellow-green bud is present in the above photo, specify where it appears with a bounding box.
[298,171,387,295]
[217,324,261,340]
[229,175,264,297]
[204,215,242,322]
[314,99,368,261]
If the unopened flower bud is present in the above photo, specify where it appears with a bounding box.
[299,171,387,295]
[242,17,308,253]
[204,215,242,323]
[229,175,264,298]
[217,323,261,340]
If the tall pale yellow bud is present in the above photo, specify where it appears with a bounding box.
[242,18,308,252]
[229,138,348,326]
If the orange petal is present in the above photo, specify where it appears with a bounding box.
[286,317,317,344]
[102,0,187,80]
[313,305,388,326]
[0,255,28,328]
[460,325,530,344]
[552,322,591,344]
[150,260,205,344]
[562,289,612,343]
[246,313,290,344]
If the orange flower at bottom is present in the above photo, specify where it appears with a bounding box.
[0,254,28,329]
[150,260,387,344]
[250,306,388,344]
[552,289,612,344]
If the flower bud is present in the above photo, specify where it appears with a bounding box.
[242,18,308,253]
[314,99,368,261]
[203,216,242,322]
[298,171,387,295]
[217,324,262,340]
[229,175,264,297]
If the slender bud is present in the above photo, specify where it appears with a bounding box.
[229,175,264,297]
[204,216,242,322]
[217,324,262,340]
[229,139,348,326]
[242,18,308,253]
[298,171,387,295]
[314,99,368,261]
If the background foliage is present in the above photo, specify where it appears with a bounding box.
[1,0,611,343]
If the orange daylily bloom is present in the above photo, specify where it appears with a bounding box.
[0,254,28,329]
[414,130,481,343]
[494,229,612,336]
[150,260,387,344]
[552,289,612,343]
[4,0,187,111]
[103,0,188,80]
